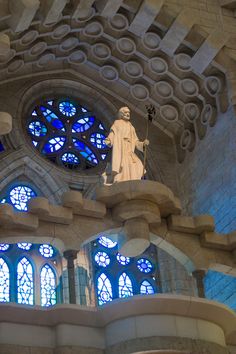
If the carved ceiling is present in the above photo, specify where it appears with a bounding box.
[0,0,236,161]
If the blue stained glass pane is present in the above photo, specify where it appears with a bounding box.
[61,152,79,165]
[95,252,110,267]
[81,107,87,112]
[47,100,53,106]
[43,137,66,153]
[0,141,4,152]
[0,258,9,302]
[117,253,130,265]
[28,121,47,137]
[0,244,9,251]
[99,123,105,130]
[41,264,57,307]
[32,141,38,147]
[90,133,106,149]
[59,101,76,117]
[73,139,98,165]
[137,258,153,273]
[97,273,113,305]
[118,272,133,298]
[101,154,107,160]
[17,243,32,250]
[72,117,95,133]
[98,236,117,248]
[9,185,36,211]
[17,257,34,305]
[140,280,155,295]
[40,106,65,131]
[39,244,54,258]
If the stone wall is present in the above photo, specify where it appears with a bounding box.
[178,105,236,234]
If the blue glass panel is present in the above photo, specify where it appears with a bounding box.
[90,133,106,149]
[0,258,9,302]
[32,141,38,147]
[101,153,107,160]
[17,243,32,250]
[59,101,76,117]
[39,244,54,258]
[97,273,113,305]
[28,121,47,137]
[9,185,36,211]
[41,264,57,306]
[40,106,65,131]
[0,244,9,251]
[61,152,79,165]
[72,117,95,133]
[99,123,105,130]
[43,137,66,153]
[95,252,110,267]
[81,107,87,113]
[47,100,53,106]
[137,258,153,273]
[73,139,98,165]
[17,257,34,305]
[116,253,130,265]
[0,141,4,152]
[118,272,133,298]
[98,236,117,248]
[140,280,155,295]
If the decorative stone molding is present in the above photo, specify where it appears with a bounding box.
[0,112,12,134]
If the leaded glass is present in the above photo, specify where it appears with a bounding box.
[0,141,5,152]
[9,185,36,211]
[59,101,76,117]
[17,257,34,305]
[43,137,66,153]
[116,253,130,265]
[40,106,65,131]
[118,272,133,298]
[97,273,113,305]
[39,244,54,258]
[0,258,9,302]
[17,243,32,250]
[28,121,47,137]
[73,139,98,165]
[40,264,56,306]
[140,280,155,295]
[0,244,9,251]
[90,132,107,149]
[72,117,95,133]
[61,152,79,167]
[95,252,110,267]
[98,236,117,248]
[137,258,153,273]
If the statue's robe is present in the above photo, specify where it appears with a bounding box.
[106,119,144,182]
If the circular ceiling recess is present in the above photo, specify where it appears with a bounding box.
[26,97,110,172]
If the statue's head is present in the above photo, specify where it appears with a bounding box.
[118,106,130,120]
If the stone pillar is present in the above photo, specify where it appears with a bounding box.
[192,269,206,298]
[63,250,78,304]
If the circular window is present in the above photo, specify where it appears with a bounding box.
[137,258,153,273]
[26,98,110,171]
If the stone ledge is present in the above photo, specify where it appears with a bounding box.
[168,215,215,234]
[201,231,236,251]
[0,204,38,230]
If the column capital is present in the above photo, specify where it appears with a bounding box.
[63,249,78,261]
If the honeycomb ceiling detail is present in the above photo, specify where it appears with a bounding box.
[0,0,236,161]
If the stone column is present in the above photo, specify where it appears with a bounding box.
[192,269,206,298]
[63,250,78,304]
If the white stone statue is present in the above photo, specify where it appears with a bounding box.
[103,106,149,183]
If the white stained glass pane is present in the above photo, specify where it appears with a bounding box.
[17,257,34,305]
[118,272,133,298]
[98,236,117,248]
[41,264,57,307]
[97,273,113,305]
[0,258,10,302]
[140,280,155,295]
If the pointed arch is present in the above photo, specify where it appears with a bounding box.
[140,280,155,295]
[17,256,34,305]
[40,263,57,307]
[0,257,10,302]
[118,272,133,298]
[97,272,113,305]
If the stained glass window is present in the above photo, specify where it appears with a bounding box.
[39,244,54,258]
[17,257,34,305]
[0,258,9,302]
[97,273,113,305]
[9,185,36,211]
[118,273,133,298]
[95,252,110,267]
[0,244,10,251]
[116,253,130,265]
[17,243,32,250]
[140,280,155,295]
[26,98,109,171]
[137,258,153,273]
[41,264,57,306]
[98,236,117,248]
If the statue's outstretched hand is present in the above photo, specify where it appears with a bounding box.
[143,139,149,146]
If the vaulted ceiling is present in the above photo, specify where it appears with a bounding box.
[0,0,236,161]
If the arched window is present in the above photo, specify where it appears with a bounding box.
[26,98,110,171]
[92,236,159,305]
[118,272,133,298]
[41,264,57,307]
[97,273,113,305]
[0,184,37,211]
[0,258,10,302]
[17,257,34,305]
